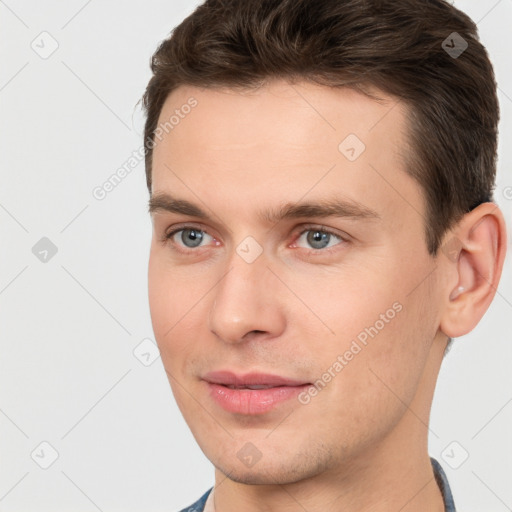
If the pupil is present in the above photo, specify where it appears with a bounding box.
[307,230,329,249]
[183,229,203,247]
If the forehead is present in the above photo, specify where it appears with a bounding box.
[156,80,404,153]
[150,79,423,230]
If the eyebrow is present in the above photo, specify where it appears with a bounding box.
[148,192,381,224]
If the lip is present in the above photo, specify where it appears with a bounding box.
[203,371,312,415]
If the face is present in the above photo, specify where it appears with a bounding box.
[148,80,444,485]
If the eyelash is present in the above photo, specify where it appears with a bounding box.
[161,224,350,255]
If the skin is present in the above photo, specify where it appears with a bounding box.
[147,79,507,511]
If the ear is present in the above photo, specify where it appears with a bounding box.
[439,202,508,339]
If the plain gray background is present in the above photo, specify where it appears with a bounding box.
[0,1,511,510]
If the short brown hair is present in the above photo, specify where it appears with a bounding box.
[141,0,499,257]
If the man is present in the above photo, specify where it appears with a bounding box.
[141,0,507,510]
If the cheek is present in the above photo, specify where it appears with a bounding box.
[294,305,428,455]
[147,259,199,414]
[148,250,190,362]
[148,248,215,376]
[305,262,434,403]
[148,251,170,340]
[327,289,433,419]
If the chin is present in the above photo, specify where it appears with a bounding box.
[216,466,307,486]
[210,450,331,486]
[220,470,276,485]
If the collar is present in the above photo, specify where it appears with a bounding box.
[431,457,456,511]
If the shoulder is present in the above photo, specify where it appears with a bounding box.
[177,488,213,512]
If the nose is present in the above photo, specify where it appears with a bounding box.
[208,249,286,345]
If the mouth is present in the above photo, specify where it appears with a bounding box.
[202,371,312,415]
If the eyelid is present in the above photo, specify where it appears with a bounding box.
[163,222,209,238]
[292,223,351,241]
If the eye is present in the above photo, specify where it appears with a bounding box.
[162,224,349,255]
[293,226,348,252]
[164,226,216,250]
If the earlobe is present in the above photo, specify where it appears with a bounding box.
[439,203,507,339]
